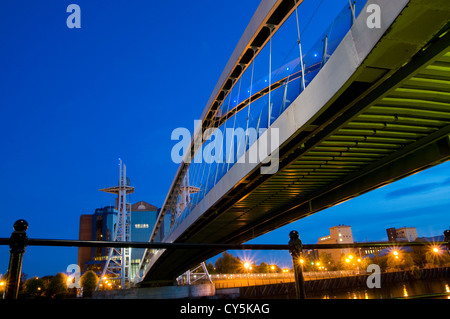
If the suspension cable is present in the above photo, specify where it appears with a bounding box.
[294,0,306,91]
[268,27,273,128]
[245,48,256,154]
[227,77,241,172]
[214,78,235,186]
[235,56,254,164]
[348,0,356,24]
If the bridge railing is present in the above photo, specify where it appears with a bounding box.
[1,219,448,299]
[211,270,365,289]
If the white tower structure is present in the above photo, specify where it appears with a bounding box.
[97,159,135,290]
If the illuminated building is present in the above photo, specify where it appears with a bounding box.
[77,201,160,279]
[317,225,354,263]
[386,226,418,242]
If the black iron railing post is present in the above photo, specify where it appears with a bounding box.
[4,220,28,300]
[444,230,450,255]
[288,230,306,299]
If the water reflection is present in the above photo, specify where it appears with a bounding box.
[311,279,450,299]
[403,284,408,297]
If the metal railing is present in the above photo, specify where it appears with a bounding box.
[211,270,367,289]
[1,219,448,299]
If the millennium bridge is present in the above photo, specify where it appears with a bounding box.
[136,0,450,284]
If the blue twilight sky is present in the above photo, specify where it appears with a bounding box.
[0,0,449,277]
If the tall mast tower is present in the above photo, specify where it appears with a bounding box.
[97,159,135,289]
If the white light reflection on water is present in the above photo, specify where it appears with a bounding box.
[310,279,450,299]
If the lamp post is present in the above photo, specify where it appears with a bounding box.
[244,262,251,286]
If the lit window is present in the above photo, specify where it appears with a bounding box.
[135,224,149,229]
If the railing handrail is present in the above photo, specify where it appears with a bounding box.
[1,237,444,250]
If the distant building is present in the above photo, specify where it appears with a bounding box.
[78,214,94,272]
[386,226,418,242]
[359,245,386,258]
[129,201,159,278]
[77,201,160,279]
[78,206,116,273]
[318,225,354,244]
[317,225,354,263]
[386,227,397,242]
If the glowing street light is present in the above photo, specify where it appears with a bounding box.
[393,250,399,259]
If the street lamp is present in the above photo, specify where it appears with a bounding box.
[393,250,399,259]
[243,262,251,286]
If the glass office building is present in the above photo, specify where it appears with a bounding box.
[129,201,159,279]
[78,201,159,278]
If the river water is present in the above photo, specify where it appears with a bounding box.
[307,278,450,299]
